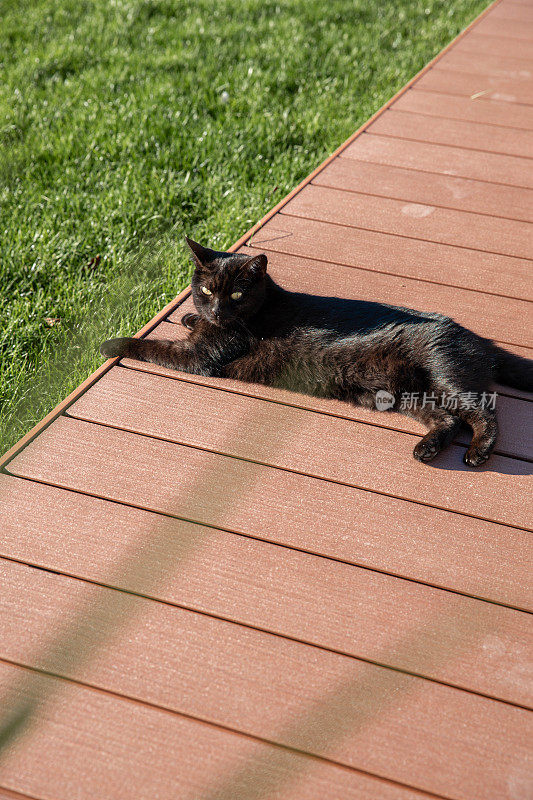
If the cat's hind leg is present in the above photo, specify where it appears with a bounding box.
[456,406,498,467]
[411,407,462,463]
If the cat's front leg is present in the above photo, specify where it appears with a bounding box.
[222,344,280,385]
[100,337,217,375]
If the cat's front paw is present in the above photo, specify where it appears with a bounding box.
[100,337,132,358]
[181,312,200,331]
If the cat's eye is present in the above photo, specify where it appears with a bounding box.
[200,286,212,296]
[231,291,243,300]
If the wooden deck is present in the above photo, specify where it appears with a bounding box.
[1,1,532,798]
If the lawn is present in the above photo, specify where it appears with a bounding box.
[0,0,488,454]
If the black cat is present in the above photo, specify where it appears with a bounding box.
[101,238,532,466]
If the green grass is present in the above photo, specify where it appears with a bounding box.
[0,0,488,454]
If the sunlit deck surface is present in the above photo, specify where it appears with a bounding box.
[1,1,532,798]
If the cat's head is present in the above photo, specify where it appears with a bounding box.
[186,237,268,326]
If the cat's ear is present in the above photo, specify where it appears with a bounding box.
[185,237,217,269]
[242,253,267,277]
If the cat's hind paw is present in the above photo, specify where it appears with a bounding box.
[100,337,132,358]
[413,437,441,463]
[463,447,490,467]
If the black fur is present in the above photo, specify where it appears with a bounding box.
[101,239,532,466]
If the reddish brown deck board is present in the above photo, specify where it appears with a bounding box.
[313,157,533,223]
[2,482,531,707]
[1,560,531,800]
[490,2,533,21]
[282,183,533,260]
[395,88,533,129]
[454,31,533,59]
[2,472,531,613]
[367,110,533,158]
[8,408,531,539]
[0,664,438,800]
[473,15,533,40]
[342,132,533,188]
[2,1,532,797]
[250,214,533,300]
[432,49,533,81]
[415,68,533,104]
